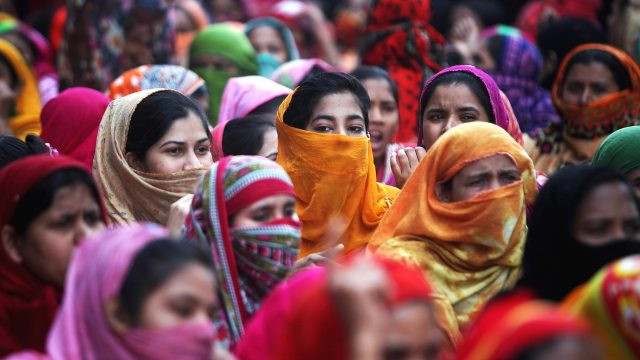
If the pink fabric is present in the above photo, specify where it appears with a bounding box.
[211,121,228,161]
[270,58,336,89]
[22,223,216,360]
[217,76,292,125]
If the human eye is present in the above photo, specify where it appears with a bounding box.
[500,172,521,184]
[624,219,640,235]
[565,82,582,93]
[427,113,445,122]
[460,114,478,122]
[170,300,196,319]
[284,202,296,217]
[381,103,397,113]
[348,125,365,134]
[465,177,486,187]
[165,147,182,155]
[251,208,272,222]
[49,214,75,229]
[196,144,211,155]
[313,125,333,133]
[592,84,607,95]
[84,210,102,226]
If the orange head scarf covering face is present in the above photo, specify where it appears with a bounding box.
[276,90,400,258]
[369,122,537,343]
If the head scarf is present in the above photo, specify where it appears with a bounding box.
[93,89,206,225]
[189,24,259,123]
[480,25,561,134]
[563,255,640,360]
[40,223,215,359]
[276,91,400,257]
[361,0,445,143]
[456,291,593,359]
[417,65,524,147]
[592,126,640,175]
[245,17,299,77]
[0,155,106,356]
[529,44,640,174]
[40,88,109,169]
[217,75,290,125]
[184,155,299,350]
[369,122,537,342]
[107,64,205,100]
[236,257,437,360]
[518,164,640,301]
[270,58,335,89]
[0,38,41,140]
[174,0,209,66]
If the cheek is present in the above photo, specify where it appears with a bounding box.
[421,122,442,148]
[138,296,182,330]
[144,152,182,174]
[21,227,75,286]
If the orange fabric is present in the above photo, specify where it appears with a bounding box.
[275,91,400,258]
[368,122,537,343]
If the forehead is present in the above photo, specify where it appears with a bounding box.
[249,25,283,43]
[362,78,395,100]
[564,62,616,84]
[454,154,518,177]
[426,83,483,108]
[311,92,362,115]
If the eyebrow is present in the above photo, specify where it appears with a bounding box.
[160,138,209,148]
[457,106,480,113]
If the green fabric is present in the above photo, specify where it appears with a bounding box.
[592,126,640,174]
[189,24,258,122]
[0,18,17,34]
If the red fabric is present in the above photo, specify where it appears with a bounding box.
[516,0,601,40]
[455,291,592,360]
[226,179,296,215]
[39,88,110,170]
[0,155,105,356]
[361,0,445,143]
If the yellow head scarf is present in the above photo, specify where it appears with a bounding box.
[276,91,400,257]
[0,38,41,140]
[369,122,537,344]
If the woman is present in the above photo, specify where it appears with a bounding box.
[592,126,640,198]
[270,58,335,89]
[217,75,291,125]
[351,66,400,186]
[93,89,213,226]
[563,255,640,360]
[476,25,560,134]
[0,37,41,140]
[211,115,277,162]
[245,17,299,77]
[236,256,446,360]
[369,122,537,343]
[0,134,49,169]
[174,0,209,66]
[360,0,445,143]
[184,155,300,350]
[277,72,400,257]
[7,223,218,359]
[519,164,640,302]
[189,24,259,123]
[106,64,208,114]
[526,44,640,174]
[39,88,110,169]
[0,155,107,355]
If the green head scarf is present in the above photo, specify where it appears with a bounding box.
[189,24,258,124]
[592,126,640,174]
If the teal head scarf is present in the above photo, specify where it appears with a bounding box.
[592,126,640,174]
[189,24,258,124]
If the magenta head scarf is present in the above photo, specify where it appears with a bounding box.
[43,223,215,360]
[417,65,524,147]
[217,75,291,125]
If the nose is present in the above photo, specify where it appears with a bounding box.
[611,223,628,241]
[580,88,593,105]
[193,310,212,326]
[183,150,202,171]
[441,115,462,134]
[369,105,383,124]
[73,219,100,246]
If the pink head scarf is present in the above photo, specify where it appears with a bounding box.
[217,75,291,125]
[41,223,215,360]
[270,58,336,89]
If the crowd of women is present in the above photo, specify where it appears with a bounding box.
[1,0,640,359]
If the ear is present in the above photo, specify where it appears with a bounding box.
[1,225,23,264]
[435,182,450,202]
[125,152,144,172]
[104,297,131,336]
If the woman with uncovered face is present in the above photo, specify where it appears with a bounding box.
[93,89,213,227]
[276,72,400,257]
[6,223,217,359]
[0,155,107,355]
[368,122,537,343]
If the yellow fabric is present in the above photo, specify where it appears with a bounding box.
[524,132,606,174]
[93,89,204,225]
[275,91,400,258]
[368,122,537,343]
[0,38,41,140]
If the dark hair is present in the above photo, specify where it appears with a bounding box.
[514,336,588,360]
[420,71,495,123]
[0,52,17,89]
[299,64,333,85]
[350,66,398,103]
[562,49,631,90]
[283,72,371,130]
[0,135,49,169]
[248,95,287,117]
[222,114,276,157]
[118,239,214,324]
[484,35,506,69]
[10,168,103,234]
[125,90,211,161]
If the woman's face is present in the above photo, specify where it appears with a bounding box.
[230,194,297,228]
[383,302,446,360]
[137,263,216,329]
[438,154,521,203]
[190,54,240,75]
[257,128,278,161]
[7,183,104,288]
[625,168,640,198]
[561,61,620,105]
[362,78,399,162]
[306,92,367,138]
[138,112,213,173]
[248,25,288,63]
[573,181,640,246]
[421,83,491,150]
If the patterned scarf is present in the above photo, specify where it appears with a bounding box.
[185,155,299,350]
